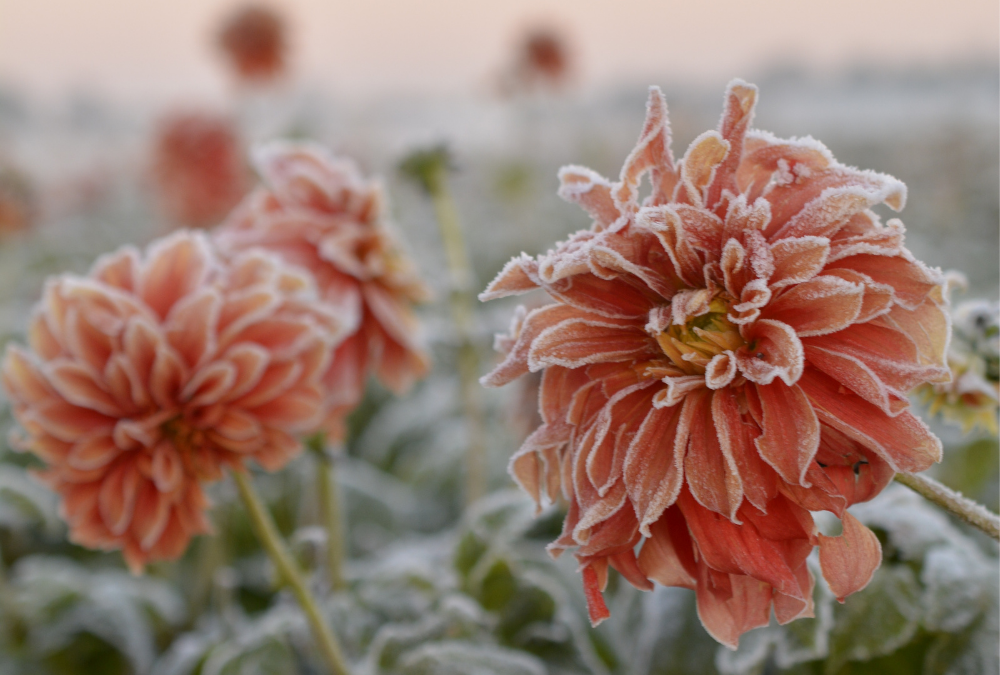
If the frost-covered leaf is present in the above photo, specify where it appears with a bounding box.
[0,465,60,534]
[10,555,185,674]
[397,641,547,675]
[824,558,922,673]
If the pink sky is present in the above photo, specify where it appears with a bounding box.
[0,0,996,104]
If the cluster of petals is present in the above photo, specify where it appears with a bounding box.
[481,81,951,647]
[152,112,248,228]
[2,231,346,571]
[215,142,430,438]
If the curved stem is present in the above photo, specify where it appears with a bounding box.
[894,472,1000,542]
[317,454,348,591]
[232,469,351,675]
[428,177,486,506]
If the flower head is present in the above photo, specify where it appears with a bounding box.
[217,4,287,84]
[2,231,346,571]
[152,113,248,228]
[920,299,999,434]
[216,142,430,438]
[481,82,951,646]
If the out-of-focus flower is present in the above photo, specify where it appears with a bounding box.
[497,27,572,96]
[920,299,999,434]
[217,4,287,84]
[152,113,248,228]
[216,142,430,439]
[0,163,37,235]
[2,231,346,572]
[480,81,951,647]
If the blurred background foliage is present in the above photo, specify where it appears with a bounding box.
[0,23,996,673]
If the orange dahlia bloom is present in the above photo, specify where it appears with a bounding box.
[217,5,287,84]
[2,231,346,572]
[152,113,248,228]
[215,142,430,438]
[481,81,951,647]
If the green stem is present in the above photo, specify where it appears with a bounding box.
[317,454,348,591]
[232,469,351,674]
[894,472,1000,542]
[427,177,487,506]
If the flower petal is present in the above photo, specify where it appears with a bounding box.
[818,511,881,602]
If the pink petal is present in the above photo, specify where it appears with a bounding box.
[164,289,221,369]
[706,80,757,211]
[737,319,804,386]
[713,387,777,511]
[637,508,697,588]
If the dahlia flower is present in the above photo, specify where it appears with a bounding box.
[152,113,248,228]
[215,142,430,438]
[2,231,346,571]
[481,81,951,647]
[920,299,999,435]
[217,4,287,84]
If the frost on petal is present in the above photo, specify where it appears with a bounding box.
[557,165,621,230]
[818,511,881,602]
[528,318,658,370]
[737,319,804,386]
[614,86,677,212]
[753,381,819,487]
[768,236,829,289]
[684,390,743,521]
[479,254,540,300]
[798,367,942,473]
[482,304,582,387]
[695,567,773,650]
[706,79,757,211]
[624,404,686,536]
[763,275,863,337]
[677,131,730,209]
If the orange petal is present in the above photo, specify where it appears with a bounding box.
[768,236,829,289]
[636,508,697,588]
[798,367,941,472]
[624,404,685,535]
[528,318,657,370]
[685,390,743,521]
[818,511,881,602]
[557,165,621,229]
[763,275,863,337]
[581,561,611,626]
[754,381,819,486]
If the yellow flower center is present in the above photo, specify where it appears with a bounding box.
[656,295,745,375]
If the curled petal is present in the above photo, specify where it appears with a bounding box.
[818,511,881,602]
[763,275,863,337]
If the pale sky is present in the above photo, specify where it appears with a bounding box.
[0,0,996,105]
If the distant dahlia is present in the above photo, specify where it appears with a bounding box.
[217,4,287,84]
[216,142,430,438]
[481,82,951,647]
[2,231,345,571]
[152,113,248,228]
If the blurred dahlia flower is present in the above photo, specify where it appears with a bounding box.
[481,81,951,647]
[152,113,248,228]
[217,4,287,84]
[216,142,430,438]
[2,231,345,571]
[920,299,999,435]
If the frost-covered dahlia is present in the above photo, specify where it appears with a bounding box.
[152,113,248,228]
[481,82,951,647]
[216,142,430,438]
[2,231,346,571]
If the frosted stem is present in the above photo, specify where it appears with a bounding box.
[894,472,1000,542]
[232,469,351,674]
